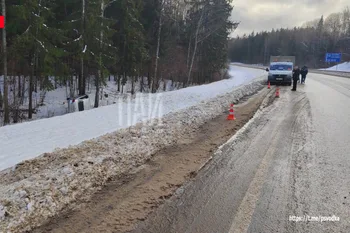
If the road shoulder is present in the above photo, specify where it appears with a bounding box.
[32,88,274,233]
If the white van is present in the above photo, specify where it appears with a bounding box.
[265,62,293,86]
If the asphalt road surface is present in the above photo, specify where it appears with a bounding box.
[131,73,350,233]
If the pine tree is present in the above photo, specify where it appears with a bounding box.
[9,0,60,118]
[94,0,117,106]
[113,0,146,93]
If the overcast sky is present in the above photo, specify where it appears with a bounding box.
[230,0,349,37]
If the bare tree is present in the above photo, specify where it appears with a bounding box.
[342,7,350,35]
[302,18,319,28]
[324,13,342,41]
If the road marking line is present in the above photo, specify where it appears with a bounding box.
[228,127,280,233]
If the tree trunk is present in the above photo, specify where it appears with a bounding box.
[186,36,192,69]
[79,0,86,95]
[21,76,25,105]
[34,0,42,95]
[83,71,87,92]
[122,72,126,94]
[117,74,121,92]
[18,75,21,98]
[35,55,39,93]
[39,72,43,91]
[79,58,85,95]
[140,76,143,93]
[94,74,100,108]
[13,76,16,104]
[147,71,151,89]
[0,90,3,110]
[94,0,104,108]
[87,75,90,91]
[28,0,43,118]
[68,76,71,97]
[187,39,198,86]
[151,0,164,93]
[29,69,34,119]
[13,77,19,124]
[131,76,135,95]
[2,0,9,125]
[34,76,38,93]
[187,9,205,86]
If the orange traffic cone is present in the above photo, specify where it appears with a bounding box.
[227,104,235,120]
[275,87,280,98]
[268,81,271,89]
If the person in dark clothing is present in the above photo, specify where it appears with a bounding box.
[292,66,300,91]
[300,65,308,84]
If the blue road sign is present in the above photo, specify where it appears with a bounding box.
[325,53,342,63]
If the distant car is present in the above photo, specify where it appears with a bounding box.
[67,94,90,112]
[265,62,293,86]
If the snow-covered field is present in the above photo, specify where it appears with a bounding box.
[320,62,350,72]
[0,66,265,172]
[0,76,183,125]
[35,78,184,119]
[0,66,266,232]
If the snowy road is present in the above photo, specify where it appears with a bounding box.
[0,66,265,171]
[131,72,350,233]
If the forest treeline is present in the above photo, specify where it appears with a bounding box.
[229,7,350,68]
[0,0,237,125]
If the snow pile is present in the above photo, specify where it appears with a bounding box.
[320,62,350,72]
[0,76,265,232]
[0,66,266,172]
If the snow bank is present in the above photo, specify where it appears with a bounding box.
[0,66,265,172]
[231,62,265,67]
[0,74,266,232]
[320,62,350,72]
